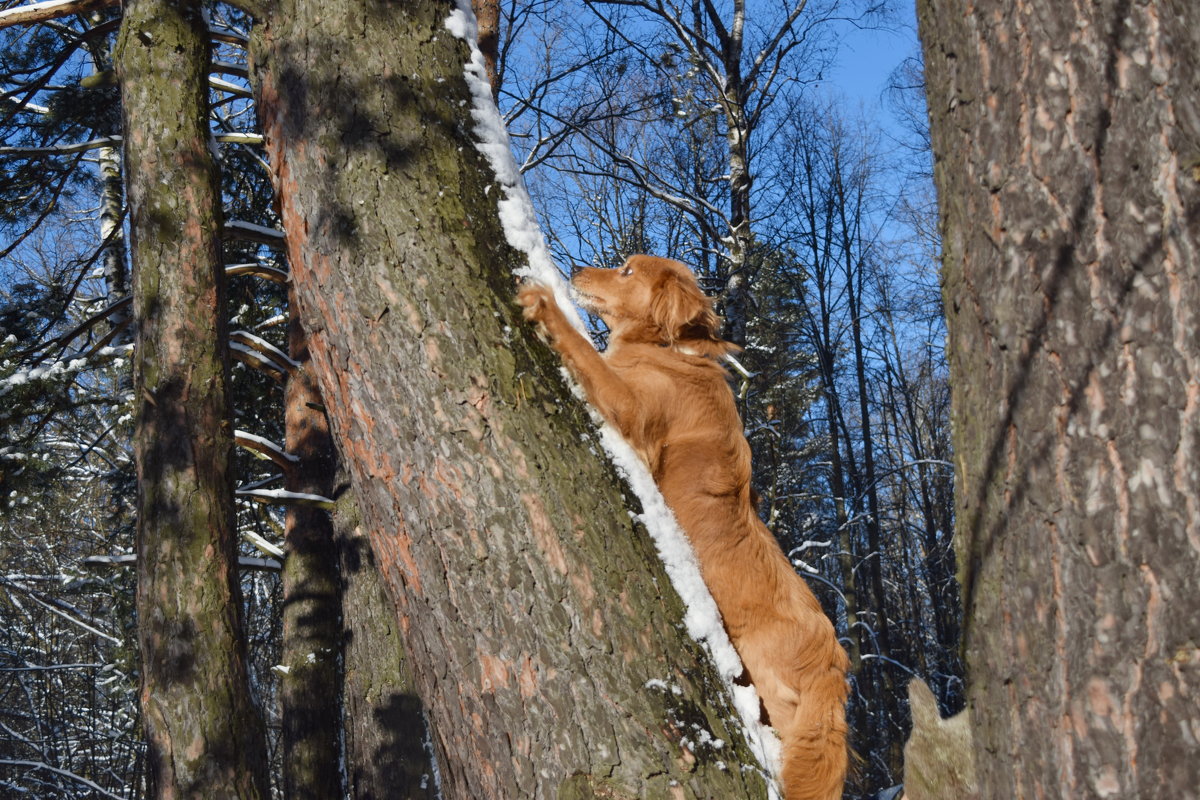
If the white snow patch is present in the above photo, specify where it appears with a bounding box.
[445,3,781,791]
[236,487,335,508]
[443,2,585,337]
[230,330,300,369]
[644,678,684,696]
[234,429,300,463]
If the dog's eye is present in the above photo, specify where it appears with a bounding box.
[621,266,633,276]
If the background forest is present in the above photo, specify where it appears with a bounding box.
[0,0,963,796]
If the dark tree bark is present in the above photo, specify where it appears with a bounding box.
[338,490,440,800]
[281,300,345,799]
[115,0,269,795]
[471,0,501,98]
[250,1,771,797]
[282,294,439,799]
[918,0,1200,795]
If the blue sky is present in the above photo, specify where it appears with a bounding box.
[826,1,920,117]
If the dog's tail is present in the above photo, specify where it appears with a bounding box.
[777,680,850,800]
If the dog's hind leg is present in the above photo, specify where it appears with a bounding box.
[736,621,849,800]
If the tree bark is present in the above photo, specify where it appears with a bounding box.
[471,0,501,98]
[281,300,345,799]
[115,0,269,795]
[338,488,440,800]
[250,2,771,797]
[918,0,1200,795]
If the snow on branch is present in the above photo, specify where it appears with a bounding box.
[224,219,286,245]
[225,262,288,283]
[230,330,299,372]
[229,341,288,381]
[82,553,282,572]
[215,132,263,146]
[0,0,116,30]
[445,2,781,789]
[0,760,124,800]
[0,662,104,671]
[236,487,335,510]
[3,93,47,114]
[211,60,249,80]
[0,576,120,643]
[0,339,133,398]
[234,428,299,470]
[241,529,284,559]
[209,75,253,98]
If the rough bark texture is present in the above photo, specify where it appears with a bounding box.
[338,491,440,800]
[250,2,771,797]
[470,0,501,98]
[917,0,1200,796]
[281,302,345,799]
[115,0,269,795]
[900,679,977,800]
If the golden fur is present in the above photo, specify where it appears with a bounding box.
[519,255,849,800]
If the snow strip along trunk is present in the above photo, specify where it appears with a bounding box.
[445,0,781,784]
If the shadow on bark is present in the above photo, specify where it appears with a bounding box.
[956,0,1183,637]
[339,511,439,800]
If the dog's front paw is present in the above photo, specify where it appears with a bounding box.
[518,283,556,326]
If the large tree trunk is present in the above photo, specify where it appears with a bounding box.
[115,0,269,795]
[250,2,772,798]
[917,0,1200,795]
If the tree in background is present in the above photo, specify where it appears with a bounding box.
[115,0,269,792]
[918,0,1200,794]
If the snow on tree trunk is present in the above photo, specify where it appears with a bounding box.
[918,0,1200,795]
[249,1,774,797]
[114,0,269,795]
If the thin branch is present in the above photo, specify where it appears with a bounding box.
[0,579,120,643]
[234,429,299,470]
[82,553,282,571]
[0,760,125,800]
[0,136,120,156]
[225,262,288,283]
[745,0,808,87]
[0,0,116,30]
[236,487,336,510]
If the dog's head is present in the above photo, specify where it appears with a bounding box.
[572,255,736,355]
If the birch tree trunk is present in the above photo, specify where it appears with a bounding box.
[250,1,771,797]
[115,0,269,795]
[917,0,1200,794]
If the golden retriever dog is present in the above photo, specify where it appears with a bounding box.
[518,255,849,800]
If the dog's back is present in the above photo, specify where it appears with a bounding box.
[616,343,849,800]
[519,255,849,800]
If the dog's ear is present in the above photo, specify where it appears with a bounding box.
[649,269,722,344]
